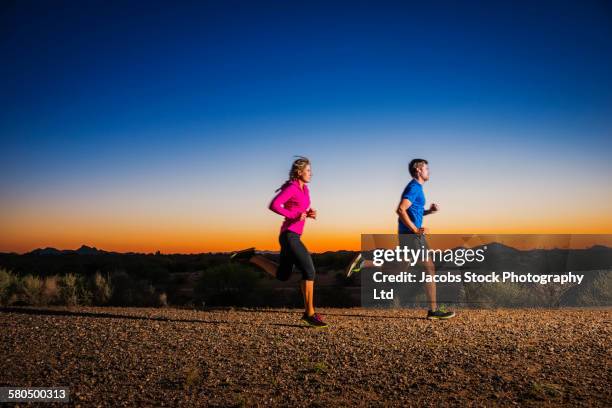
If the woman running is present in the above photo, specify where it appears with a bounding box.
[230,156,327,328]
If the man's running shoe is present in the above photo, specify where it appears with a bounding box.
[301,312,328,328]
[427,305,456,320]
[229,247,256,261]
[346,253,364,277]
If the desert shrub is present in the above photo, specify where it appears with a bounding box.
[21,275,43,305]
[183,366,201,389]
[60,273,79,306]
[133,280,156,306]
[77,275,93,306]
[10,272,105,306]
[461,282,536,308]
[109,270,135,305]
[92,272,112,305]
[41,276,60,305]
[1,272,61,306]
[312,252,355,270]
[255,287,302,308]
[316,286,357,307]
[410,291,429,307]
[194,263,261,306]
[530,278,579,307]
[572,270,612,306]
[109,270,159,306]
[335,271,355,287]
[0,268,17,306]
[156,292,168,307]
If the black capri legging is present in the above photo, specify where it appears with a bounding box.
[276,230,316,281]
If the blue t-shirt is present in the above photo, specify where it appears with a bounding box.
[398,179,425,234]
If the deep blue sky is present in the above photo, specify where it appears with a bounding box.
[3,1,611,144]
[1,1,611,252]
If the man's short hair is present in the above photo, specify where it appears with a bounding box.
[409,159,428,177]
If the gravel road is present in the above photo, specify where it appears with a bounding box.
[1,306,610,407]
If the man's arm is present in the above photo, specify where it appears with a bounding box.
[423,203,439,216]
[396,198,422,234]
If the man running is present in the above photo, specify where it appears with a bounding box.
[346,158,455,320]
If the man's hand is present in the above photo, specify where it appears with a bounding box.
[429,203,439,213]
[413,227,427,235]
[306,208,317,219]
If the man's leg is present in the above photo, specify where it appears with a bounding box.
[346,235,389,277]
[346,252,377,277]
[422,258,437,311]
[419,236,455,319]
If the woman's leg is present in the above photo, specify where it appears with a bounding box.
[247,232,295,281]
[248,255,278,278]
[286,232,318,316]
[300,280,315,316]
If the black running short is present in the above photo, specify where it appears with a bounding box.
[277,230,316,281]
[399,233,429,250]
[399,233,430,264]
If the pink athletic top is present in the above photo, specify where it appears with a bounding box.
[268,179,311,235]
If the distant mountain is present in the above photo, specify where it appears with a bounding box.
[477,242,521,253]
[18,242,612,259]
[75,245,104,255]
[432,241,612,272]
[27,247,64,255]
[27,245,108,256]
[589,245,611,251]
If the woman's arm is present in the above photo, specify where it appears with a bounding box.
[269,184,299,218]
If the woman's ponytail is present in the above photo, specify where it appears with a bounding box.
[275,156,310,192]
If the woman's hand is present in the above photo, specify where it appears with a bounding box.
[306,208,317,219]
[298,212,308,221]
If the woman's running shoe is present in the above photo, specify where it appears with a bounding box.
[426,305,456,320]
[229,247,256,261]
[345,253,364,277]
[301,312,328,328]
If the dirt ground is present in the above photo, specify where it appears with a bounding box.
[1,306,610,407]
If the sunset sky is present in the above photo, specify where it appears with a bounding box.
[1,1,611,254]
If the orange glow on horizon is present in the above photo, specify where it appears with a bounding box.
[2,222,612,255]
[2,192,611,254]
